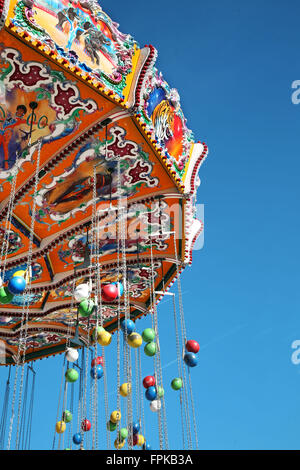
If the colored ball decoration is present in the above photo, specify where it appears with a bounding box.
[74,283,91,302]
[145,386,157,401]
[186,340,200,354]
[143,376,156,389]
[73,433,82,445]
[143,442,152,450]
[97,329,112,347]
[142,328,155,343]
[65,368,79,383]
[131,421,140,435]
[8,276,26,295]
[119,428,128,440]
[56,421,66,434]
[62,410,72,423]
[101,283,118,302]
[12,270,26,278]
[137,435,145,447]
[144,341,157,357]
[91,356,104,368]
[78,298,95,317]
[81,419,91,432]
[107,420,117,432]
[127,332,142,348]
[114,438,125,450]
[157,386,164,398]
[110,410,121,424]
[171,378,183,391]
[0,287,13,305]
[150,400,161,412]
[90,364,104,379]
[120,383,131,397]
[120,319,135,335]
[112,282,124,298]
[184,352,198,368]
[132,433,139,446]
[66,347,79,363]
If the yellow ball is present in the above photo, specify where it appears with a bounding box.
[127,332,142,348]
[114,438,125,450]
[13,270,26,278]
[120,383,131,397]
[56,421,66,434]
[110,410,121,424]
[138,434,145,447]
[97,330,112,347]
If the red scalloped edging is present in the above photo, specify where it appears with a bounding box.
[134,44,157,109]
[189,142,208,196]
[185,219,204,266]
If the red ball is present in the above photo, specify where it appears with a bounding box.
[81,419,91,432]
[91,356,104,368]
[143,375,156,389]
[102,284,118,302]
[133,433,138,446]
[186,340,200,354]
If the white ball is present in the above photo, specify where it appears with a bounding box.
[150,400,161,412]
[0,277,3,288]
[66,348,79,363]
[74,284,91,302]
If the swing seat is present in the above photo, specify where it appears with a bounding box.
[0,286,13,305]
[69,324,85,348]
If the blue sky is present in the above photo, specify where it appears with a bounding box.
[1,0,300,450]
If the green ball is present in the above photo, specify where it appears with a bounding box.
[0,287,13,305]
[78,299,95,317]
[63,410,72,423]
[65,368,79,383]
[119,428,128,440]
[107,420,117,432]
[171,378,183,391]
[142,328,155,343]
[157,386,164,397]
[144,341,157,357]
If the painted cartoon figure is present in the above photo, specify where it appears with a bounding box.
[0,105,28,170]
[83,23,111,65]
[57,7,79,30]
[44,159,113,215]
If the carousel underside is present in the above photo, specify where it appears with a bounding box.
[0,0,207,364]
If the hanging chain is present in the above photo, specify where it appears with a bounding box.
[173,235,193,449]
[7,139,42,450]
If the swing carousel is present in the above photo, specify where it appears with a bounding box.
[0,0,207,450]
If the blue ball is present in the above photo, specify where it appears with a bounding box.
[8,276,26,295]
[113,282,124,298]
[145,386,157,401]
[73,433,82,445]
[132,421,140,435]
[143,442,152,450]
[90,365,104,379]
[184,352,198,368]
[121,319,135,335]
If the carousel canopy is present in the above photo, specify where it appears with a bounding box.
[0,0,207,364]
